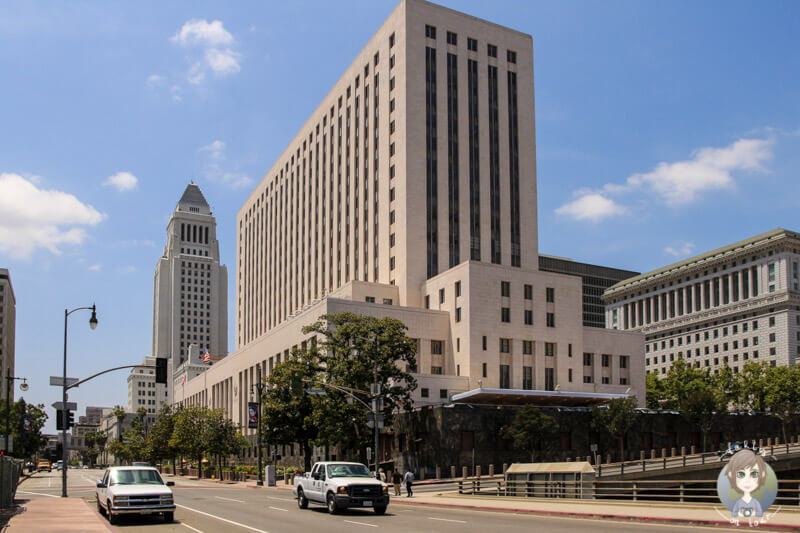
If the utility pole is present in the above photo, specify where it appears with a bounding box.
[255,364,264,487]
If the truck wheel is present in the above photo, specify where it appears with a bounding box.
[374,505,387,515]
[326,493,339,514]
[297,488,309,509]
[107,502,118,524]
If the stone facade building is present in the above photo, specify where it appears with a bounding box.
[152,183,228,403]
[126,355,168,423]
[0,269,15,403]
[604,228,800,376]
[180,0,644,456]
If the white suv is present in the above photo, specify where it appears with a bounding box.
[96,466,176,524]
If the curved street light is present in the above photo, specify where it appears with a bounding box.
[62,303,98,497]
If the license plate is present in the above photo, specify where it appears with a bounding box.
[141,509,153,515]
[363,501,372,507]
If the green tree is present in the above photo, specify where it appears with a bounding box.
[111,405,127,442]
[500,406,559,462]
[0,399,49,459]
[737,362,769,411]
[763,364,800,444]
[169,405,210,477]
[645,372,667,410]
[205,408,249,474]
[303,313,418,462]
[263,350,322,471]
[147,405,178,473]
[591,398,639,462]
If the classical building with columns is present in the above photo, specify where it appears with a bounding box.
[179,0,644,458]
[604,228,800,376]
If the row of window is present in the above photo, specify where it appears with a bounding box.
[425,24,517,64]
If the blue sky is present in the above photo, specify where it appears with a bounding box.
[1,0,798,432]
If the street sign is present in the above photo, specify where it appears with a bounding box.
[590,444,598,452]
[52,402,77,411]
[50,377,79,387]
[0,435,13,453]
[305,388,326,395]
[366,414,384,429]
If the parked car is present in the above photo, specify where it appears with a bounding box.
[36,460,51,472]
[95,466,175,524]
[293,462,389,514]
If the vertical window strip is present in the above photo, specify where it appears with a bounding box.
[447,52,459,268]
[468,59,481,261]
[488,65,501,264]
[507,71,520,267]
[426,46,439,278]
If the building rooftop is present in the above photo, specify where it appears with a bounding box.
[606,228,800,295]
[177,182,210,212]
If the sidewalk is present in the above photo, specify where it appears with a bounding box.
[6,497,111,532]
[398,492,800,530]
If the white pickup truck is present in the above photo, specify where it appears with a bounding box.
[293,462,389,514]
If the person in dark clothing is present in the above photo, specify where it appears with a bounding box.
[392,470,402,496]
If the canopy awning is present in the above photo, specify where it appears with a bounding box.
[449,388,631,407]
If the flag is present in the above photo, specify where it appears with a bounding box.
[181,373,186,386]
[202,350,211,364]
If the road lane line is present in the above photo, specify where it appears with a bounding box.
[268,506,288,512]
[17,490,58,498]
[214,496,245,503]
[266,496,293,501]
[343,520,378,528]
[176,504,270,533]
[428,517,467,523]
[182,524,205,533]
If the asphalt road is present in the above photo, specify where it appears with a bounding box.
[18,470,743,532]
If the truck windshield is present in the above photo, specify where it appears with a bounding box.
[327,464,373,478]
[110,469,165,485]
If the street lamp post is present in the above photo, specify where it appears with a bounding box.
[4,370,27,454]
[251,365,265,486]
[62,304,98,498]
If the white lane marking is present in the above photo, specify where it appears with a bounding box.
[17,490,58,498]
[268,506,288,512]
[182,524,205,533]
[343,520,378,528]
[428,517,467,523]
[266,496,293,501]
[176,504,270,533]
[214,496,245,503]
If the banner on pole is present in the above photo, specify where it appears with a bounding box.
[247,402,259,429]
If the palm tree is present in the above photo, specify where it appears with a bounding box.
[137,406,148,437]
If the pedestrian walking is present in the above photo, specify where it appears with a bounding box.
[392,470,402,496]
[378,468,386,482]
[403,470,414,497]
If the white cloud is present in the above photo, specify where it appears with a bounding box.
[200,140,226,159]
[556,137,775,223]
[204,48,241,76]
[104,171,138,192]
[170,85,182,102]
[624,138,773,206]
[89,264,102,272]
[555,193,625,222]
[0,173,105,258]
[665,242,695,257]
[146,74,165,88]
[198,140,253,190]
[171,19,240,85]
[171,19,233,47]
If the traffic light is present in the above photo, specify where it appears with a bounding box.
[56,409,65,431]
[155,357,168,384]
[67,410,74,428]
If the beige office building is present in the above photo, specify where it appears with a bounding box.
[152,183,228,403]
[0,269,15,403]
[126,355,169,423]
[181,0,644,439]
[604,228,800,376]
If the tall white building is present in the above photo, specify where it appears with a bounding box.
[152,183,228,403]
[179,0,645,453]
[126,355,168,423]
[604,228,800,376]
[0,269,15,403]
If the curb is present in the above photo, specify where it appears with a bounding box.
[394,499,800,531]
